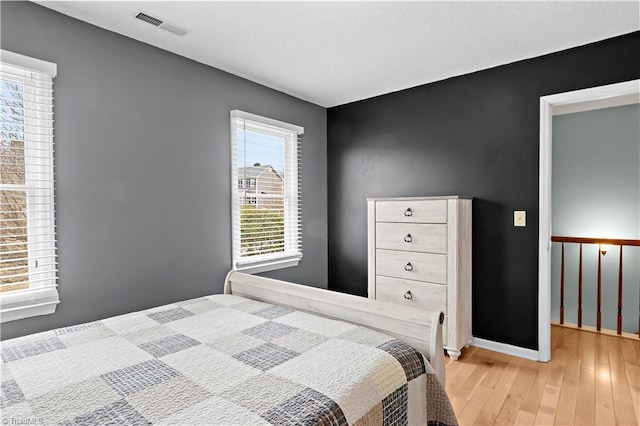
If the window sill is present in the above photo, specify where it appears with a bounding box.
[235,255,301,274]
[0,286,60,323]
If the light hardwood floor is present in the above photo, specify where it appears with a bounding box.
[445,325,640,425]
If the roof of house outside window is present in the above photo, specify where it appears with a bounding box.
[237,165,283,180]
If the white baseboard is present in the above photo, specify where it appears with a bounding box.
[471,337,540,361]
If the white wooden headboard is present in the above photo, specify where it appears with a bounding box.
[224,271,446,384]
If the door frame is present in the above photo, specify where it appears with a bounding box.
[538,79,639,361]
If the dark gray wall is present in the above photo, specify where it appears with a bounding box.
[327,32,640,350]
[1,1,327,339]
[551,104,640,333]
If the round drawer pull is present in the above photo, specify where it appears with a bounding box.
[404,290,413,300]
[403,234,412,243]
[404,208,413,217]
[404,262,413,271]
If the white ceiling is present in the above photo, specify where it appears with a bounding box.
[35,1,639,107]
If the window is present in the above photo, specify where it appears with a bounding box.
[1,50,58,322]
[230,110,302,273]
[242,196,257,206]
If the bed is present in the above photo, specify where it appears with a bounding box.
[1,272,457,425]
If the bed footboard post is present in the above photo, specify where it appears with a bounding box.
[223,270,235,294]
[430,311,446,386]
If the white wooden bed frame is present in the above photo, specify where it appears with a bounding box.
[224,271,446,385]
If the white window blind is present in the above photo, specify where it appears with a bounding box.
[230,110,303,273]
[0,50,58,323]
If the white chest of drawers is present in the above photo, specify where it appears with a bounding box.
[367,196,472,360]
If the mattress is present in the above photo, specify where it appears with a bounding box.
[1,294,457,425]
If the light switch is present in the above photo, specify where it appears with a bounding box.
[514,211,526,227]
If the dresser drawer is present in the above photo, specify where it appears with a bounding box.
[376,223,447,254]
[376,276,447,312]
[376,249,447,284]
[375,199,447,223]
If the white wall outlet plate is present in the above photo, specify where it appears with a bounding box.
[514,210,526,227]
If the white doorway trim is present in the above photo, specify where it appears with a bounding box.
[538,79,640,362]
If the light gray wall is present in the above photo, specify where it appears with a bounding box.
[1,1,327,339]
[551,103,640,333]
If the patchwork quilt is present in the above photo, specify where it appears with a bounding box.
[1,294,457,425]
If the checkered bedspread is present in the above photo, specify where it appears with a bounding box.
[1,294,457,425]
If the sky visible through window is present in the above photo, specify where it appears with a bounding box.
[1,80,25,145]
[236,129,284,173]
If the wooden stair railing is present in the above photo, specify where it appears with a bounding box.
[551,236,640,338]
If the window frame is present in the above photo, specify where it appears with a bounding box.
[0,50,58,323]
[230,110,303,274]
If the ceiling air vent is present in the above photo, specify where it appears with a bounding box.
[135,12,162,26]
[134,11,190,37]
